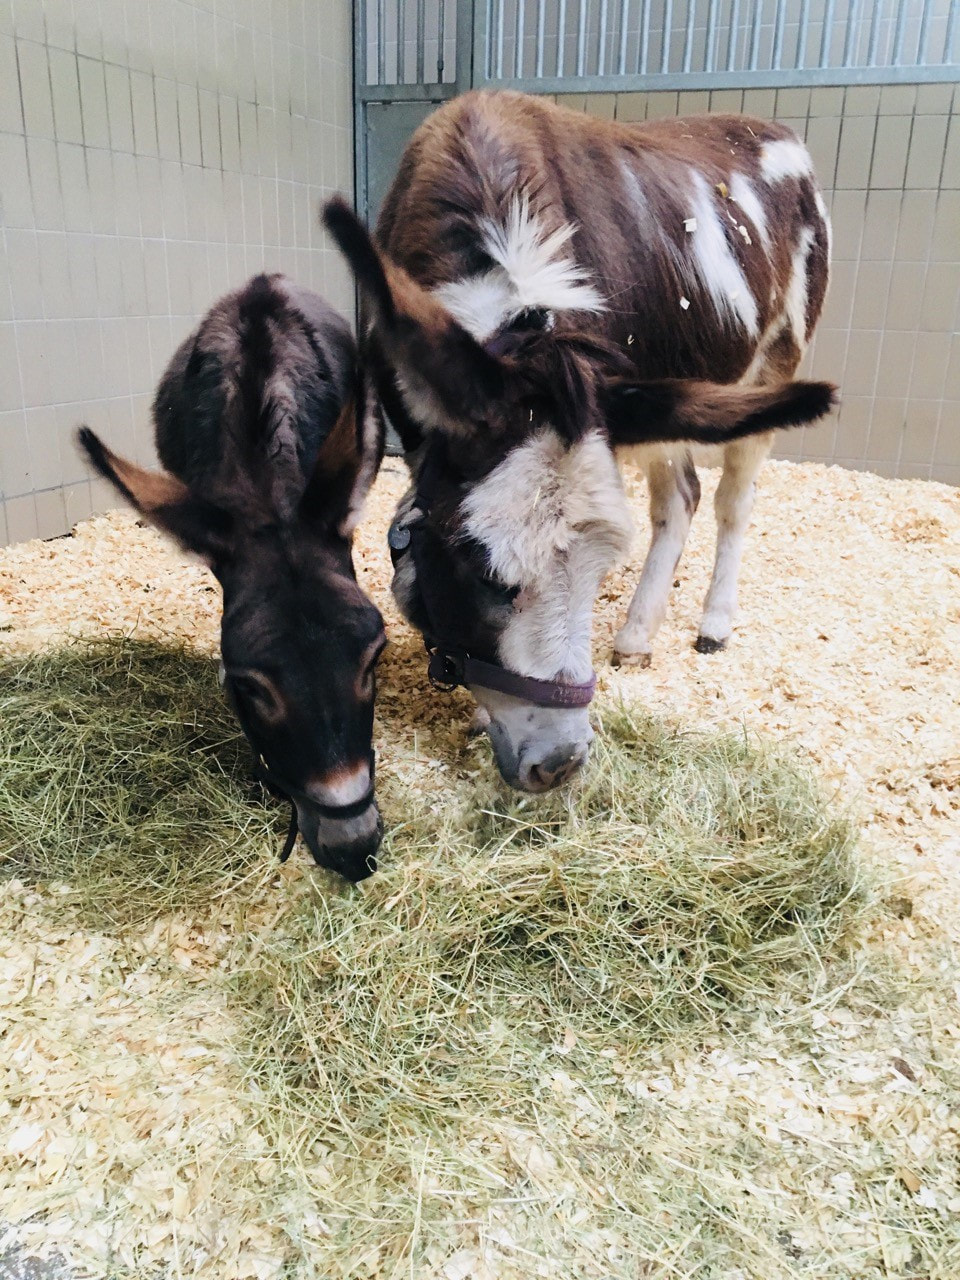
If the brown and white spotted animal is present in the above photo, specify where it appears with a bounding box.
[78,274,386,880]
[326,90,834,793]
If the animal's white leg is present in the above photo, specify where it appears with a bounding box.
[614,457,700,666]
[696,431,773,652]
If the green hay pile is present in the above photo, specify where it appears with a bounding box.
[0,639,871,1275]
[0,638,283,927]
[231,710,866,1271]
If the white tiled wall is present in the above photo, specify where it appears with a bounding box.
[0,0,355,546]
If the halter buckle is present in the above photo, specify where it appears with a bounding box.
[427,647,464,693]
[387,518,411,554]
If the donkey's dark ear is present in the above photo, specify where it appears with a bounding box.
[299,390,382,538]
[77,427,234,563]
[602,378,838,447]
[322,197,506,436]
[323,198,396,327]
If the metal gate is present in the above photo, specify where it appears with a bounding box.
[354,0,959,221]
[354,0,472,223]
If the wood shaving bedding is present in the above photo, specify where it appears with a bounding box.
[1,457,959,1279]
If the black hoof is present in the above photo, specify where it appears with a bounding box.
[694,635,727,654]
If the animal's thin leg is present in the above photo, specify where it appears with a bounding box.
[696,431,773,652]
[614,457,700,666]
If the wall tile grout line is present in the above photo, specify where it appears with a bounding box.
[864,90,917,473]
[2,0,355,545]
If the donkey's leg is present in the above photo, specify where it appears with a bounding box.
[696,431,773,653]
[614,456,700,666]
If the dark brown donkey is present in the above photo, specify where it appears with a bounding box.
[324,89,835,794]
[78,274,386,880]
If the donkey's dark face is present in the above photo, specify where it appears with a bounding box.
[217,529,385,880]
[77,376,387,879]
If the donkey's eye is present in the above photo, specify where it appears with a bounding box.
[358,638,387,694]
[229,670,285,723]
[480,569,519,603]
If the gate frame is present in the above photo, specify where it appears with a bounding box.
[353,0,476,222]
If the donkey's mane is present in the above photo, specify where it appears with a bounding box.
[157,274,351,527]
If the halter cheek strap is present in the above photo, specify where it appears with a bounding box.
[256,754,377,863]
[427,647,597,709]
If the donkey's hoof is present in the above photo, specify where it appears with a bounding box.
[694,634,727,655]
[611,648,652,669]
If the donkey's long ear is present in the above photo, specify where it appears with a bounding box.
[602,379,838,446]
[77,427,234,563]
[322,197,506,435]
[298,383,383,538]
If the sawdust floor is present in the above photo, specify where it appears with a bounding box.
[1,458,959,1278]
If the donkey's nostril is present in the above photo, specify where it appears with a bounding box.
[525,762,557,791]
[520,744,588,792]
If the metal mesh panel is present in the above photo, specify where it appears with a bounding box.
[359,0,959,91]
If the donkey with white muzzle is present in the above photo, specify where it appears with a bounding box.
[78,274,386,880]
[325,88,835,793]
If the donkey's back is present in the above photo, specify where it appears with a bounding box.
[379,91,828,384]
[154,274,356,520]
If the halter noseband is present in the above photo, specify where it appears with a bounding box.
[388,452,598,710]
[253,752,377,864]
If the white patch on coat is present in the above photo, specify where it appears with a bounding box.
[686,171,759,337]
[814,188,833,260]
[738,322,787,386]
[620,159,685,267]
[337,379,382,536]
[481,197,605,314]
[728,172,771,252]
[619,157,648,214]
[759,137,813,183]
[433,196,604,341]
[460,428,633,680]
[434,273,516,344]
[784,225,815,346]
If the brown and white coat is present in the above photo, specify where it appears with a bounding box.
[328,89,833,790]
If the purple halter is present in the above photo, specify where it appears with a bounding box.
[426,646,597,708]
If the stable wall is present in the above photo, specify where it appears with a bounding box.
[0,0,354,546]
